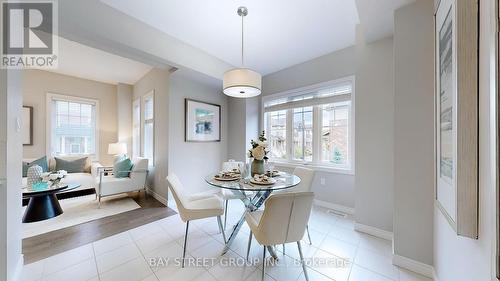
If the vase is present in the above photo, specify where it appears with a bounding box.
[251,159,265,176]
[27,165,43,188]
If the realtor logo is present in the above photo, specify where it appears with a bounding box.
[1,1,58,68]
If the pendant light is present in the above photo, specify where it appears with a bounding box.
[223,6,262,98]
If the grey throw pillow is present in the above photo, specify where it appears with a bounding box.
[54,157,88,173]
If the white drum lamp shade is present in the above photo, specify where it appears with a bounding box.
[223,68,262,98]
[108,142,127,155]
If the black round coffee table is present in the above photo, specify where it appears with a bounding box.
[22,183,80,223]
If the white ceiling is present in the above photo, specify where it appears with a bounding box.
[42,37,152,85]
[100,0,415,76]
[101,0,360,75]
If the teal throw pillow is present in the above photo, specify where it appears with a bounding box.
[23,156,48,177]
[113,158,133,178]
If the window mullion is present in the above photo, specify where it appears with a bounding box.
[286,109,293,161]
[313,106,321,164]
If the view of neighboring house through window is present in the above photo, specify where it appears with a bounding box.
[48,94,98,158]
[263,77,354,172]
[321,101,350,166]
[265,110,287,159]
[142,91,154,165]
[293,106,313,161]
[132,98,141,159]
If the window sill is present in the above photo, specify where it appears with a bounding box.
[270,161,354,175]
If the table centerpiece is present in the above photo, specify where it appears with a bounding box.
[248,131,269,176]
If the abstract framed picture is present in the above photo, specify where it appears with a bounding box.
[435,0,478,239]
[22,106,33,146]
[185,99,221,142]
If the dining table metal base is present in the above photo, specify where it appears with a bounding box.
[221,190,279,260]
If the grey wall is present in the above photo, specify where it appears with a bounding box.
[262,37,395,216]
[168,70,228,194]
[354,34,395,232]
[393,0,434,266]
[133,68,170,198]
[245,98,260,152]
[227,97,260,163]
[22,70,118,165]
[0,69,23,281]
[117,83,133,157]
[227,98,247,161]
[276,165,356,209]
[433,0,498,279]
[261,46,357,210]
[263,46,356,94]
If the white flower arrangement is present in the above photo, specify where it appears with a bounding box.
[41,170,67,185]
[248,131,269,161]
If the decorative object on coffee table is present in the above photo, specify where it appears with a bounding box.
[27,165,43,188]
[248,131,269,176]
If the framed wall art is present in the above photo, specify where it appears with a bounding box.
[185,99,221,142]
[435,0,479,239]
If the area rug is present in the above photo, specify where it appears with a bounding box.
[22,194,141,238]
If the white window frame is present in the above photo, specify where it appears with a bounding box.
[46,93,100,161]
[141,90,155,166]
[261,76,355,175]
[132,98,141,160]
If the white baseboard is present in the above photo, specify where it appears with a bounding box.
[354,223,393,241]
[313,199,355,215]
[392,254,434,279]
[146,188,168,206]
[11,254,24,281]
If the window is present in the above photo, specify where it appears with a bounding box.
[263,77,354,173]
[47,94,99,159]
[142,91,154,165]
[132,98,141,159]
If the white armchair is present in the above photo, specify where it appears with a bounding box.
[96,157,149,207]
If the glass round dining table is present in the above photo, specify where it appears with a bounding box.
[205,172,301,258]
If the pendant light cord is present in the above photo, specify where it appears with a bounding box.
[241,13,244,66]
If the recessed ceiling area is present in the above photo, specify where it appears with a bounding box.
[100,0,414,76]
[101,0,360,75]
[40,37,153,85]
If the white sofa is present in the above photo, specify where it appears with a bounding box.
[23,156,101,194]
[95,157,149,207]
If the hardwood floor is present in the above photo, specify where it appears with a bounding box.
[22,192,176,264]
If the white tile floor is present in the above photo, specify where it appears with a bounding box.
[20,201,433,281]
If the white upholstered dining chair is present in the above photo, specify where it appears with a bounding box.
[166,174,226,268]
[245,192,314,281]
[283,166,315,245]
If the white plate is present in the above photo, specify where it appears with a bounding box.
[250,178,277,185]
[214,176,239,181]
